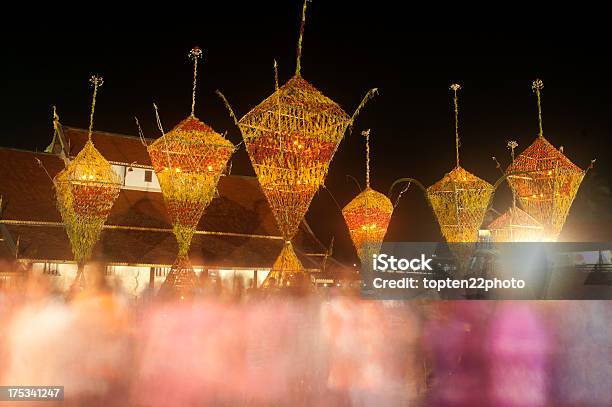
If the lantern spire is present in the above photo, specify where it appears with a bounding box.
[189,46,203,117]
[88,75,103,141]
[295,0,310,76]
[363,129,371,189]
[532,78,544,137]
[507,140,518,208]
[450,83,461,168]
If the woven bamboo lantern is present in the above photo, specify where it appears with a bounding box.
[488,206,543,243]
[505,79,588,241]
[427,84,494,245]
[342,130,393,264]
[489,141,544,242]
[54,76,121,287]
[148,47,234,298]
[217,0,376,288]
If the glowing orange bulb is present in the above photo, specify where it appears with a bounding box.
[207,165,213,171]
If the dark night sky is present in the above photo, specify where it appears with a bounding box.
[1,4,611,263]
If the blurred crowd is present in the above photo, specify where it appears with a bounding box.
[0,261,611,406]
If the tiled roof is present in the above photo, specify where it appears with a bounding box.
[62,125,153,166]
[0,139,328,267]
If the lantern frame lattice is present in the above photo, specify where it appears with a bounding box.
[488,206,544,243]
[427,166,494,244]
[506,135,585,241]
[238,75,351,241]
[148,116,234,257]
[343,187,393,264]
[55,140,121,263]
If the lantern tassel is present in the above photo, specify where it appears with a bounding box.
[134,116,148,147]
[348,88,379,133]
[215,90,240,127]
[507,140,519,209]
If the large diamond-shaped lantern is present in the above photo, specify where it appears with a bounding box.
[148,116,234,256]
[506,136,585,241]
[427,166,494,244]
[54,76,121,265]
[238,75,350,240]
[505,80,586,241]
[343,187,393,264]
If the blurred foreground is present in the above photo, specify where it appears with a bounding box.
[0,263,611,406]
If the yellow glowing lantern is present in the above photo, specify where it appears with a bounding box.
[342,130,394,264]
[426,84,494,245]
[216,0,376,288]
[54,76,121,288]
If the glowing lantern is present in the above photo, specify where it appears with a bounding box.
[488,141,544,242]
[148,47,234,297]
[427,84,494,245]
[428,166,494,244]
[218,0,376,286]
[261,242,304,288]
[488,206,543,243]
[506,79,589,241]
[54,76,121,289]
[342,130,393,264]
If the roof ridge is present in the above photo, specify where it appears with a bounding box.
[0,146,61,156]
[61,124,155,142]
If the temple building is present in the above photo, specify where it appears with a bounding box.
[0,121,338,297]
